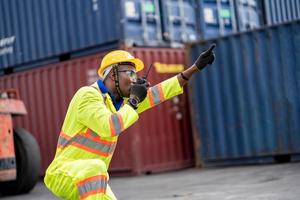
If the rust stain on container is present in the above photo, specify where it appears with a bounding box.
[0,47,194,175]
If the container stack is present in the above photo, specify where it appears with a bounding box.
[0,47,195,175]
[1,0,300,174]
[0,0,197,175]
[188,21,300,166]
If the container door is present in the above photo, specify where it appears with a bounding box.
[160,0,198,44]
[198,0,237,39]
[235,0,262,31]
[122,0,163,46]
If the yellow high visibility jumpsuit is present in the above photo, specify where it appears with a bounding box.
[44,76,183,200]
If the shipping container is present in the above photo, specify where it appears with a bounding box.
[0,47,195,175]
[197,0,237,39]
[263,0,300,25]
[235,0,262,31]
[188,21,300,166]
[160,0,198,44]
[0,0,165,70]
[196,0,262,40]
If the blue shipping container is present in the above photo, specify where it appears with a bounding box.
[197,0,237,39]
[235,0,262,31]
[189,21,300,166]
[196,0,262,40]
[263,0,300,25]
[0,0,164,70]
[160,0,198,44]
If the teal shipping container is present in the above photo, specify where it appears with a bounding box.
[188,21,300,166]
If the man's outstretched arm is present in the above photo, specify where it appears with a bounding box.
[177,43,215,87]
[136,44,216,114]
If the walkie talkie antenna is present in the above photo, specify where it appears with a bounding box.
[143,63,153,79]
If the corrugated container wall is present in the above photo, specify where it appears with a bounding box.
[0,0,199,70]
[263,0,300,25]
[1,0,272,70]
[188,21,300,166]
[0,47,194,175]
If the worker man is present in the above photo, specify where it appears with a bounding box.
[44,44,216,200]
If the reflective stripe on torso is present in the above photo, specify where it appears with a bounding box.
[57,129,117,157]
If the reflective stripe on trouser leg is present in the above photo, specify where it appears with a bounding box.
[77,184,116,200]
[44,159,116,199]
[76,175,107,199]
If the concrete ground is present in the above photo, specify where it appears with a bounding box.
[1,162,299,200]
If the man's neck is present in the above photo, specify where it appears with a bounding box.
[110,90,121,101]
[104,79,121,101]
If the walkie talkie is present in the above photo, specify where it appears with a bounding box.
[143,63,153,80]
[136,63,153,87]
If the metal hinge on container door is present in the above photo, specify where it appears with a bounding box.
[166,0,174,43]
[166,0,182,43]
[140,0,162,44]
[178,0,187,42]
[217,0,237,35]
[229,0,237,33]
[153,0,163,43]
[166,0,193,43]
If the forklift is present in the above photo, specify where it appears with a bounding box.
[0,89,41,195]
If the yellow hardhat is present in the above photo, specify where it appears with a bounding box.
[98,50,144,77]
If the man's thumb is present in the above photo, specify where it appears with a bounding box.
[203,43,216,55]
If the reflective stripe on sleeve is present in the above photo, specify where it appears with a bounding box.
[76,175,107,199]
[85,129,117,145]
[109,113,124,136]
[148,84,165,107]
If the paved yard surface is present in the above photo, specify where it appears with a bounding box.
[1,162,299,200]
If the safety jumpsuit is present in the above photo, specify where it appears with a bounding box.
[44,76,183,200]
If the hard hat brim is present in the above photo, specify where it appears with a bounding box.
[98,58,144,77]
[129,58,144,72]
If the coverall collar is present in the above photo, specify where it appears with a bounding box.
[97,79,123,111]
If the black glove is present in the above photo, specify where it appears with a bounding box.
[194,43,216,71]
[128,84,148,109]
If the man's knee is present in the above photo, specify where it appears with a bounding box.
[45,159,109,199]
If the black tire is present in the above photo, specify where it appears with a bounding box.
[0,128,41,195]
